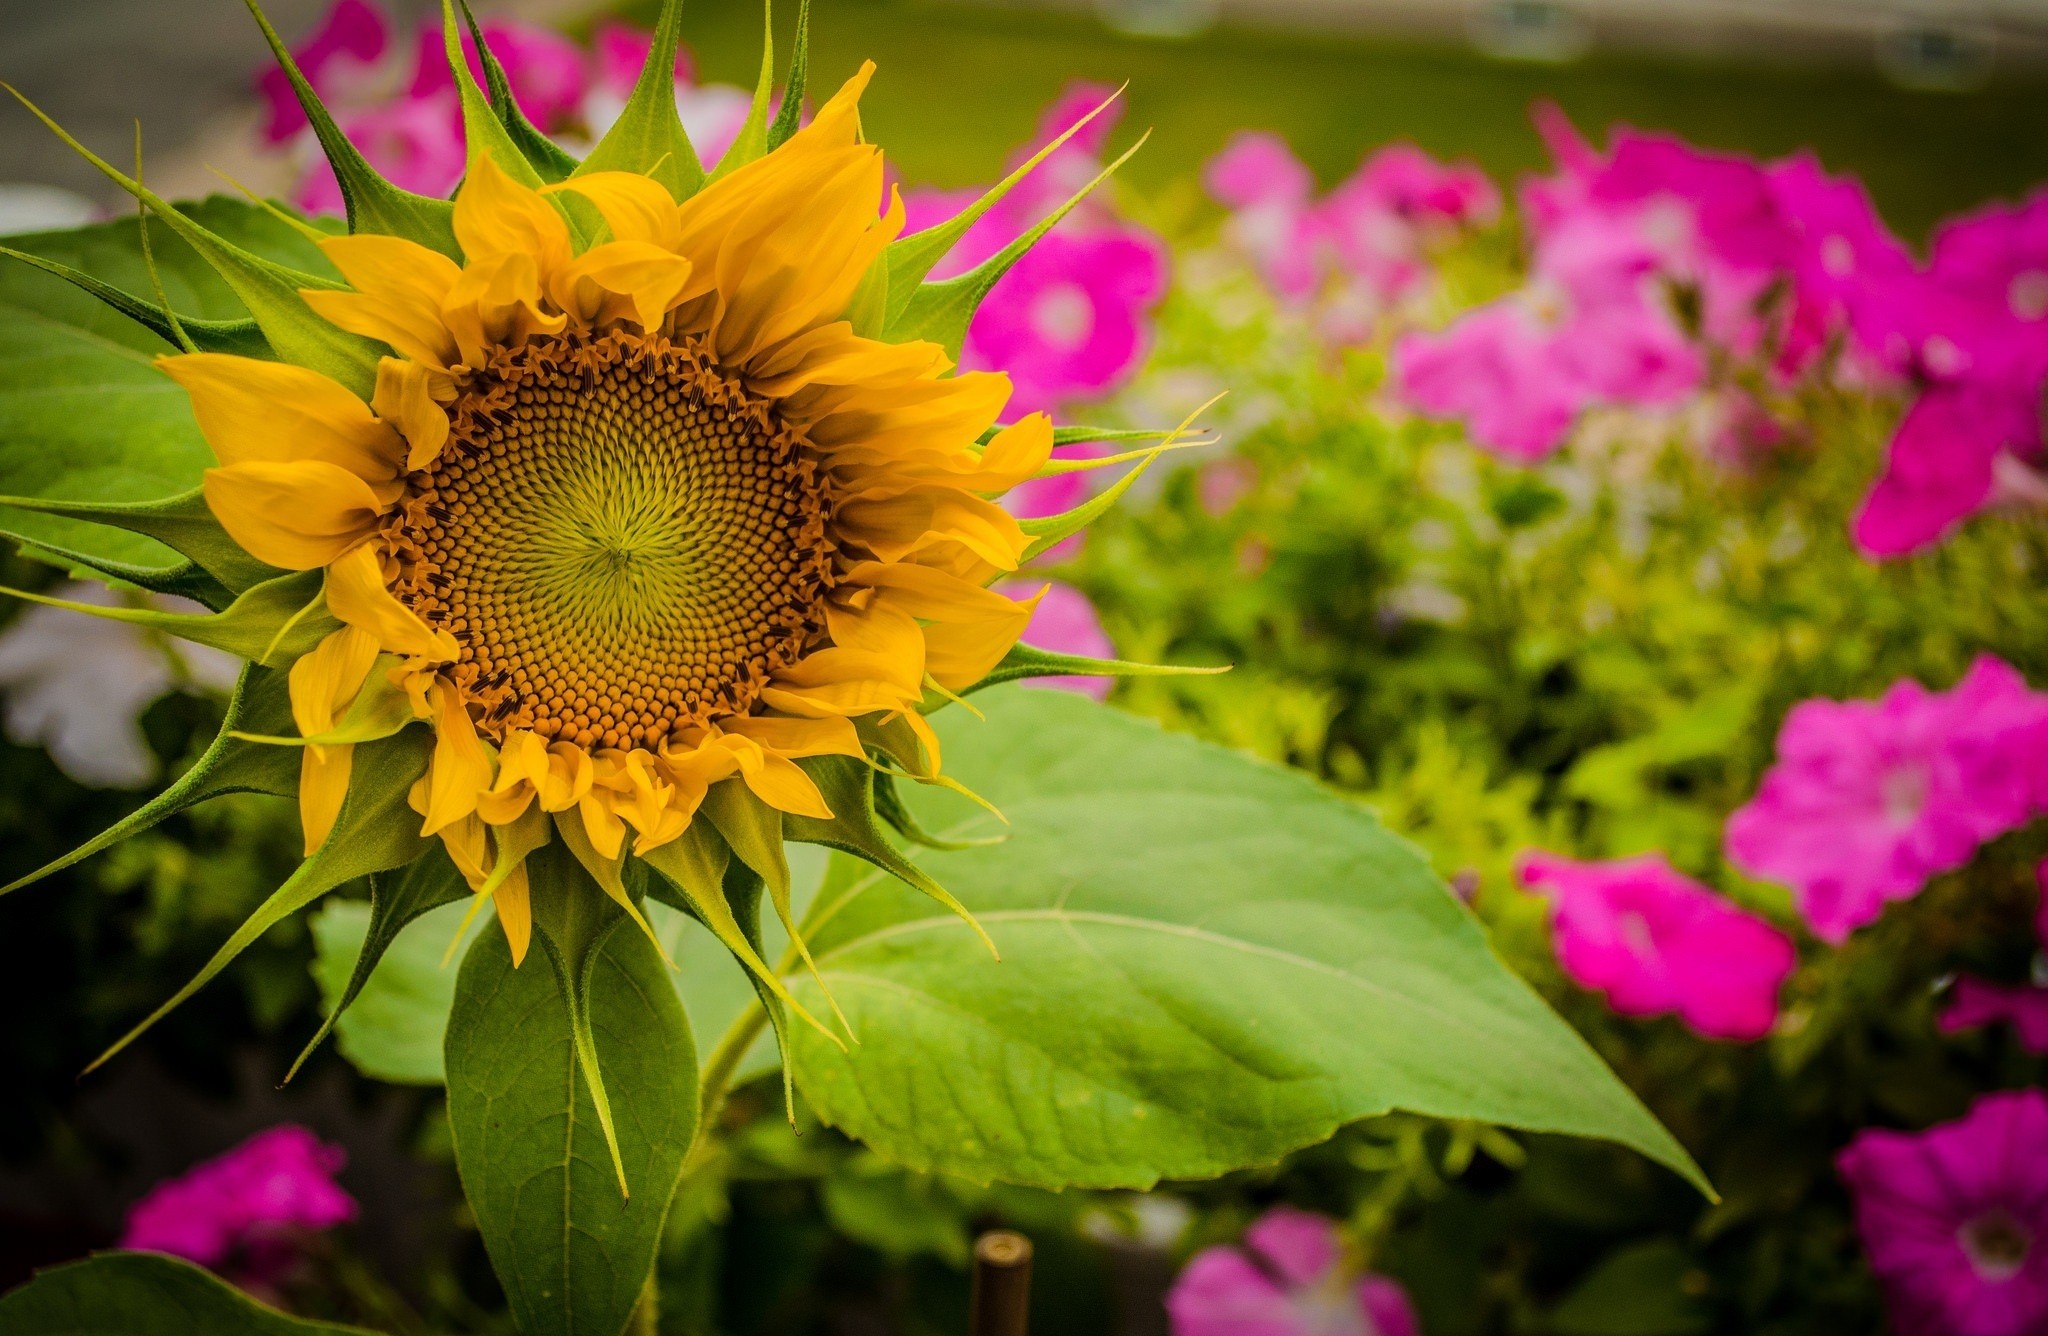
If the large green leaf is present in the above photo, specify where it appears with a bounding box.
[445,851,698,1336]
[785,688,1705,1193]
[0,201,335,574]
[0,1252,375,1335]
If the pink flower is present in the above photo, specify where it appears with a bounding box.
[120,1126,356,1288]
[1318,144,1499,306]
[1725,658,2048,943]
[1854,380,2046,558]
[255,0,389,144]
[1766,153,1915,373]
[1206,132,1322,301]
[997,580,1114,700]
[1838,1089,2048,1336]
[1940,979,2048,1054]
[1167,1207,1419,1336]
[407,14,587,134]
[1517,851,1795,1042]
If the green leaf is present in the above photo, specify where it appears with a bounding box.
[784,688,1706,1193]
[0,245,267,357]
[446,844,697,1336]
[242,0,459,255]
[299,847,471,1082]
[2,664,299,896]
[86,727,432,1073]
[0,568,332,665]
[572,0,704,200]
[0,489,280,604]
[1548,1240,1714,1336]
[456,0,579,183]
[0,1252,376,1335]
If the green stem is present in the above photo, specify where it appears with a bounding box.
[629,1270,659,1336]
[689,1001,770,1165]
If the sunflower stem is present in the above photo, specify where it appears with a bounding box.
[691,1001,771,1164]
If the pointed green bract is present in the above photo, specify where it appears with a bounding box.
[969,643,1228,696]
[456,0,578,183]
[1018,450,1160,561]
[786,757,999,960]
[0,245,268,356]
[709,0,778,182]
[766,0,812,151]
[887,133,1148,360]
[872,768,1003,851]
[0,568,333,666]
[446,872,696,1336]
[0,488,282,597]
[438,0,542,188]
[573,0,704,199]
[243,0,460,256]
[84,728,432,1073]
[881,86,1125,323]
[289,846,468,1081]
[5,87,384,397]
[2,665,298,897]
[235,657,414,749]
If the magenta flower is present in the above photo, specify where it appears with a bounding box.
[1206,131,1321,301]
[900,83,1168,414]
[255,0,388,144]
[1725,658,2048,943]
[1167,1207,1419,1336]
[1940,979,2048,1054]
[1766,153,1915,374]
[120,1125,356,1288]
[1517,851,1796,1042]
[1318,143,1499,307]
[1838,1089,2048,1336]
[1854,379,2047,559]
[996,580,1114,700]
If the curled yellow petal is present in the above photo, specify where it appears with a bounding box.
[548,241,693,332]
[550,171,683,249]
[160,353,403,483]
[202,460,395,571]
[371,358,451,472]
[454,152,572,276]
[420,679,493,837]
[305,234,463,369]
[324,542,456,661]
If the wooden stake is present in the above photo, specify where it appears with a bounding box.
[969,1229,1033,1336]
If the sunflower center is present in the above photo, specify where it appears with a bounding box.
[385,328,836,751]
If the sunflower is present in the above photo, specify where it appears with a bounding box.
[0,0,1200,1106]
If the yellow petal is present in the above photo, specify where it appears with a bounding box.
[160,353,402,483]
[475,728,547,826]
[551,171,683,249]
[735,747,833,820]
[722,713,864,760]
[548,241,694,332]
[324,542,457,661]
[202,460,395,570]
[836,488,1031,572]
[304,234,463,369]
[440,252,567,369]
[288,625,381,739]
[420,679,493,837]
[297,743,354,856]
[371,359,451,472]
[454,152,572,275]
[974,414,1056,493]
[920,588,1039,690]
[495,864,533,966]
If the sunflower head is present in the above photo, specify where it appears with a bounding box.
[0,0,1207,1151]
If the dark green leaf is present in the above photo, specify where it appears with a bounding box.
[0,1251,376,1335]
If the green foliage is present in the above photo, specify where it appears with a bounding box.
[786,687,1700,1192]
[304,854,472,1084]
[445,854,697,1336]
[0,1253,375,1336]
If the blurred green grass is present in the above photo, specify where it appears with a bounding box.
[649,0,2048,240]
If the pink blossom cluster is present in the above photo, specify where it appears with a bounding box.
[258,0,749,215]
[1838,1088,2048,1336]
[1205,131,1500,343]
[1725,656,2048,944]
[1938,860,2048,1054]
[1167,1206,1419,1336]
[119,1125,356,1289]
[1517,850,1796,1042]
[901,83,1170,418]
[1381,105,2048,557]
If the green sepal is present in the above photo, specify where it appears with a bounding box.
[83,726,433,1073]
[456,0,579,183]
[887,134,1146,360]
[784,756,997,960]
[7,540,228,610]
[234,656,415,748]
[1017,447,1160,561]
[880,86,1125,324]
[0,244,269,356]
[765,0,812,151]
[967,642,1228,695]
[844,257,890,339]
[0,487,283,598]
[285,844,467,1081]
[0,567,333,667]
[445,852,696,1336]
[1,664,299,897]
[573,0,705,201]
[0,1252,378,1335]
[242,0,460,256]
[439,0,542,188]
[709,0,778,183]
[872,768,1002,851]
[5,88,384,398]
[700,778,855,1040]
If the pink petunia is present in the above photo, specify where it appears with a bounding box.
[1205,131,1321,301]
[1318,143,1500,307]
[120,1125,356,1289]
[255,0,389,144]
[1838,1089,2048,1336]
[1166,1207,1419,1336]
[1940,979,2048,1054]
[1725,657,2048,943]
[1517,851,1796,1042]
[1766,153,1916,374]
[1851,380,2044,557]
